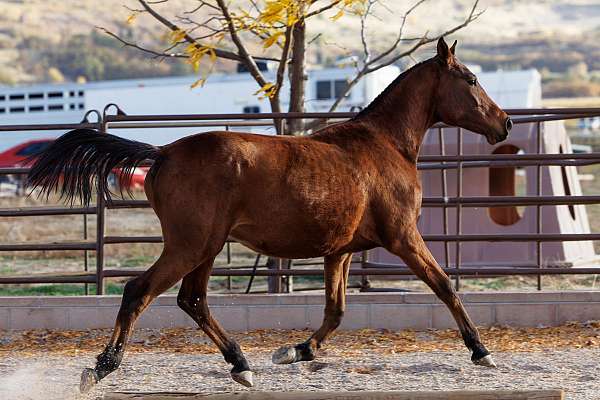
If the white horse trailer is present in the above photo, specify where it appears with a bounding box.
[0,66,400,149]
[0,66,539,149]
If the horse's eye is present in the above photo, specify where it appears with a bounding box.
[467,78,477,86]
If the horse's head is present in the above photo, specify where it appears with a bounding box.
[433,37,512,145]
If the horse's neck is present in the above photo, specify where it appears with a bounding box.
[357,64,438,162]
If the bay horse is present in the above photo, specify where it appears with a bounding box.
[28,37,512,392]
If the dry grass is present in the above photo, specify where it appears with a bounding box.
[2,322,600,356]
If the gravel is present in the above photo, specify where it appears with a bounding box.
[0,349,598,400]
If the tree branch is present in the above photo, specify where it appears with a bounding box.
[215,0,283,133]
[305,0,343,19]
[367,0,428,66]
[367,0,481,73]
[137,0,279,62]
[359,0,376,63]
[214,0,268,88]
[274,25,293,99]
[98,27,188,59]
[326,0,482,113]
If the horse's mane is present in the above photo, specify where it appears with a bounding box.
[353,57,437,119]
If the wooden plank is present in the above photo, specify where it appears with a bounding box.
[103,390,564,400]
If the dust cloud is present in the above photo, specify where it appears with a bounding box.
[0,362,84,400]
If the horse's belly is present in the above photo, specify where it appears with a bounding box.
[230,216,358,259]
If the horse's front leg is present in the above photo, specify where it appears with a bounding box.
[387,227,496,367]
[272,253,352,364]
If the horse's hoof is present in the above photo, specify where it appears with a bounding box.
[79,368,99,393]
[272,346,297,364]
[231,370,253,387]
[472,354,497,368]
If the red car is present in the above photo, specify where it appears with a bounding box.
[0,139,148,191]
[0,139,52,168]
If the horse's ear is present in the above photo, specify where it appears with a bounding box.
[450,40,457,55]
[436,37,452,65]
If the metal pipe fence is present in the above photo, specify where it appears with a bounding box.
[0,107,599,294]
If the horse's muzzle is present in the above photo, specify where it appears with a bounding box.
[491,117,512,144]
[505,117,513,135]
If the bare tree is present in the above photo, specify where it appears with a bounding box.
[103,0,481,134]
[327,0,482,112]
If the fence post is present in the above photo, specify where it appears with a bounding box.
[536,121,543,290]
[360,250,370,290]
[454,128,463,291]
[267,257,283,293]
[84,213,89,295]
[95,113,108,295]
[438,127,450,269]
[95,187,106,295]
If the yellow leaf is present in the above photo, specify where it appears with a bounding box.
[190,78,206,89]
[331,9,344,21]
[254,82,277,99]
[170,29,187,44]
[254,82,274,95]
[126,13,137,25]
[262,31,284,49]
[185,44,197,55]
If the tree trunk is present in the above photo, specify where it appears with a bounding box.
[287,17,306,135]
[268,95,284,135]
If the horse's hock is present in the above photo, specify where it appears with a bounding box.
[103,390,564,400]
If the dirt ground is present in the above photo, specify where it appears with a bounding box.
[1,324,599,400]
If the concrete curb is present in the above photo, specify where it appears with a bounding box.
[1,291,599,331]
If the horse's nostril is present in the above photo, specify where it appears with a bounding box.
[505,118,513,132]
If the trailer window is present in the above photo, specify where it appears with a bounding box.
[334,80,349,99]
[489,144,526,226]
[316,81,331,100]
[559,145,576,220]
[243,106,260,114]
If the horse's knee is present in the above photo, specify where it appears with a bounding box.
[326,308,345,329]
[435,277,459,303]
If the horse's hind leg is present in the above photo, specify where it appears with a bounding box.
[79,249,198,393]
[177,259,253,387]
[272,253,352,364]
[387,227,495,368]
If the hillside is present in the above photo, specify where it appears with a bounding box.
[1,0,600,97]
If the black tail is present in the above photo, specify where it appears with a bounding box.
[27,128,161,205]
